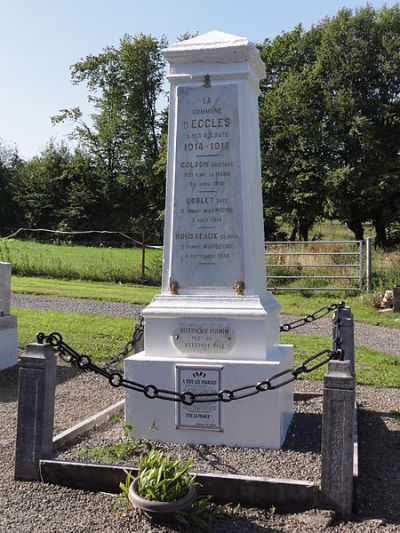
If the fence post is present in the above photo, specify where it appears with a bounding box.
[359,239,363,291]
[321,360,355,518]
[14,343,56,481]
[333,306,355,377]
[365,237,372,292]
[141,229,146,280]
[394,286,400,313]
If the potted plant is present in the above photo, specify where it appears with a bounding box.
[120,449,213,529]
[128,449,197,512]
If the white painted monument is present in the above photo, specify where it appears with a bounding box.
[125,31,293,448]
[0,262,18,371]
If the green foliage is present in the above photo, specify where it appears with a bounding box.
[387,222,400,246]
[260,25,327,241]
[319,6,400,245]
[277,293,400,328]
[78,424,152,463]
[11,275,159,304]
[372,254,400,290]
[137,449,195,502]
[0,140,21,229]
[119,469,134,501]
[259,5,400,243]
[283,333,400,388]
[134,450,214,531]
[0,239,162,285]
[52,33,168,240]
[13,307,135,361]
[1,11,398,245]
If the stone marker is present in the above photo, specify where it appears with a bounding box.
[0,262,18,371]
[125,31,293,448]
[15,343,56,480]
[321,360,355,518]
[333,306,355,376]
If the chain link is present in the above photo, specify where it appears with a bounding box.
[103,316,144,369]
[36,302,345,405]
[280,301,345,332]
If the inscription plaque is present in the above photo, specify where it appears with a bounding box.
[171,83,243,288]
[176,365,222,430]
[173,320,233,354]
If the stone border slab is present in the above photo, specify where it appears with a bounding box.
[52,394,315,452]
[39,459,317,512]
[53,399,124,451]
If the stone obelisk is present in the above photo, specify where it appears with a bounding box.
[125,31,293,448]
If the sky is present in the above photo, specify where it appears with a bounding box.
[1,0,398,159]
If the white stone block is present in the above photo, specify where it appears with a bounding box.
[143,293,281,360]
[0,262,12,316]
[125,346,293,449]
[0,315,18,371]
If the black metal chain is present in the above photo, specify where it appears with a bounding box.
[102,316,144,368]
[280,302,345,332]
[36,302,345,406]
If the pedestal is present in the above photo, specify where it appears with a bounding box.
[125,346,293,448]
[143,293,280,360]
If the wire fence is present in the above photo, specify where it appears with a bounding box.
[0,227,374,292]
[265,240,371,293]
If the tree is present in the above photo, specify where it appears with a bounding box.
[0,141,21,230]
[259,26,327,240]
[317,6,400,245]
[259,5,400,245]
[11,141,72,229]
[62,149,105,231]
[52,34,168,239]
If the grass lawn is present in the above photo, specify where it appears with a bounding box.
[12,276,159,305]
[277,293,400,328]
[12,275,400,328]
[284,333,400,388]
[15,307,134,362]
[0,239,162,284]
[14,307,399,388]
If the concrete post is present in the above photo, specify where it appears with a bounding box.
[15,343,57,481]
[333,306,355,377]
[393,286,400,313]
[365,237,372,292]
[321,360,355,518]
[0,261,12,315]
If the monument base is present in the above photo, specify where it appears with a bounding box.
[142,292,281,360]
[0,315,18,371]
[125,345,293,449]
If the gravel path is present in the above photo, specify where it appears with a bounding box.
[283,314,400,356]
[3,292,399,530]
[11,293,400,356]
[11,293,143,318]
[1,363,399,532]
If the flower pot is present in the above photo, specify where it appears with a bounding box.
[128,477,197,514]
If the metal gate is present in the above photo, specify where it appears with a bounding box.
[265,239,372,292]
